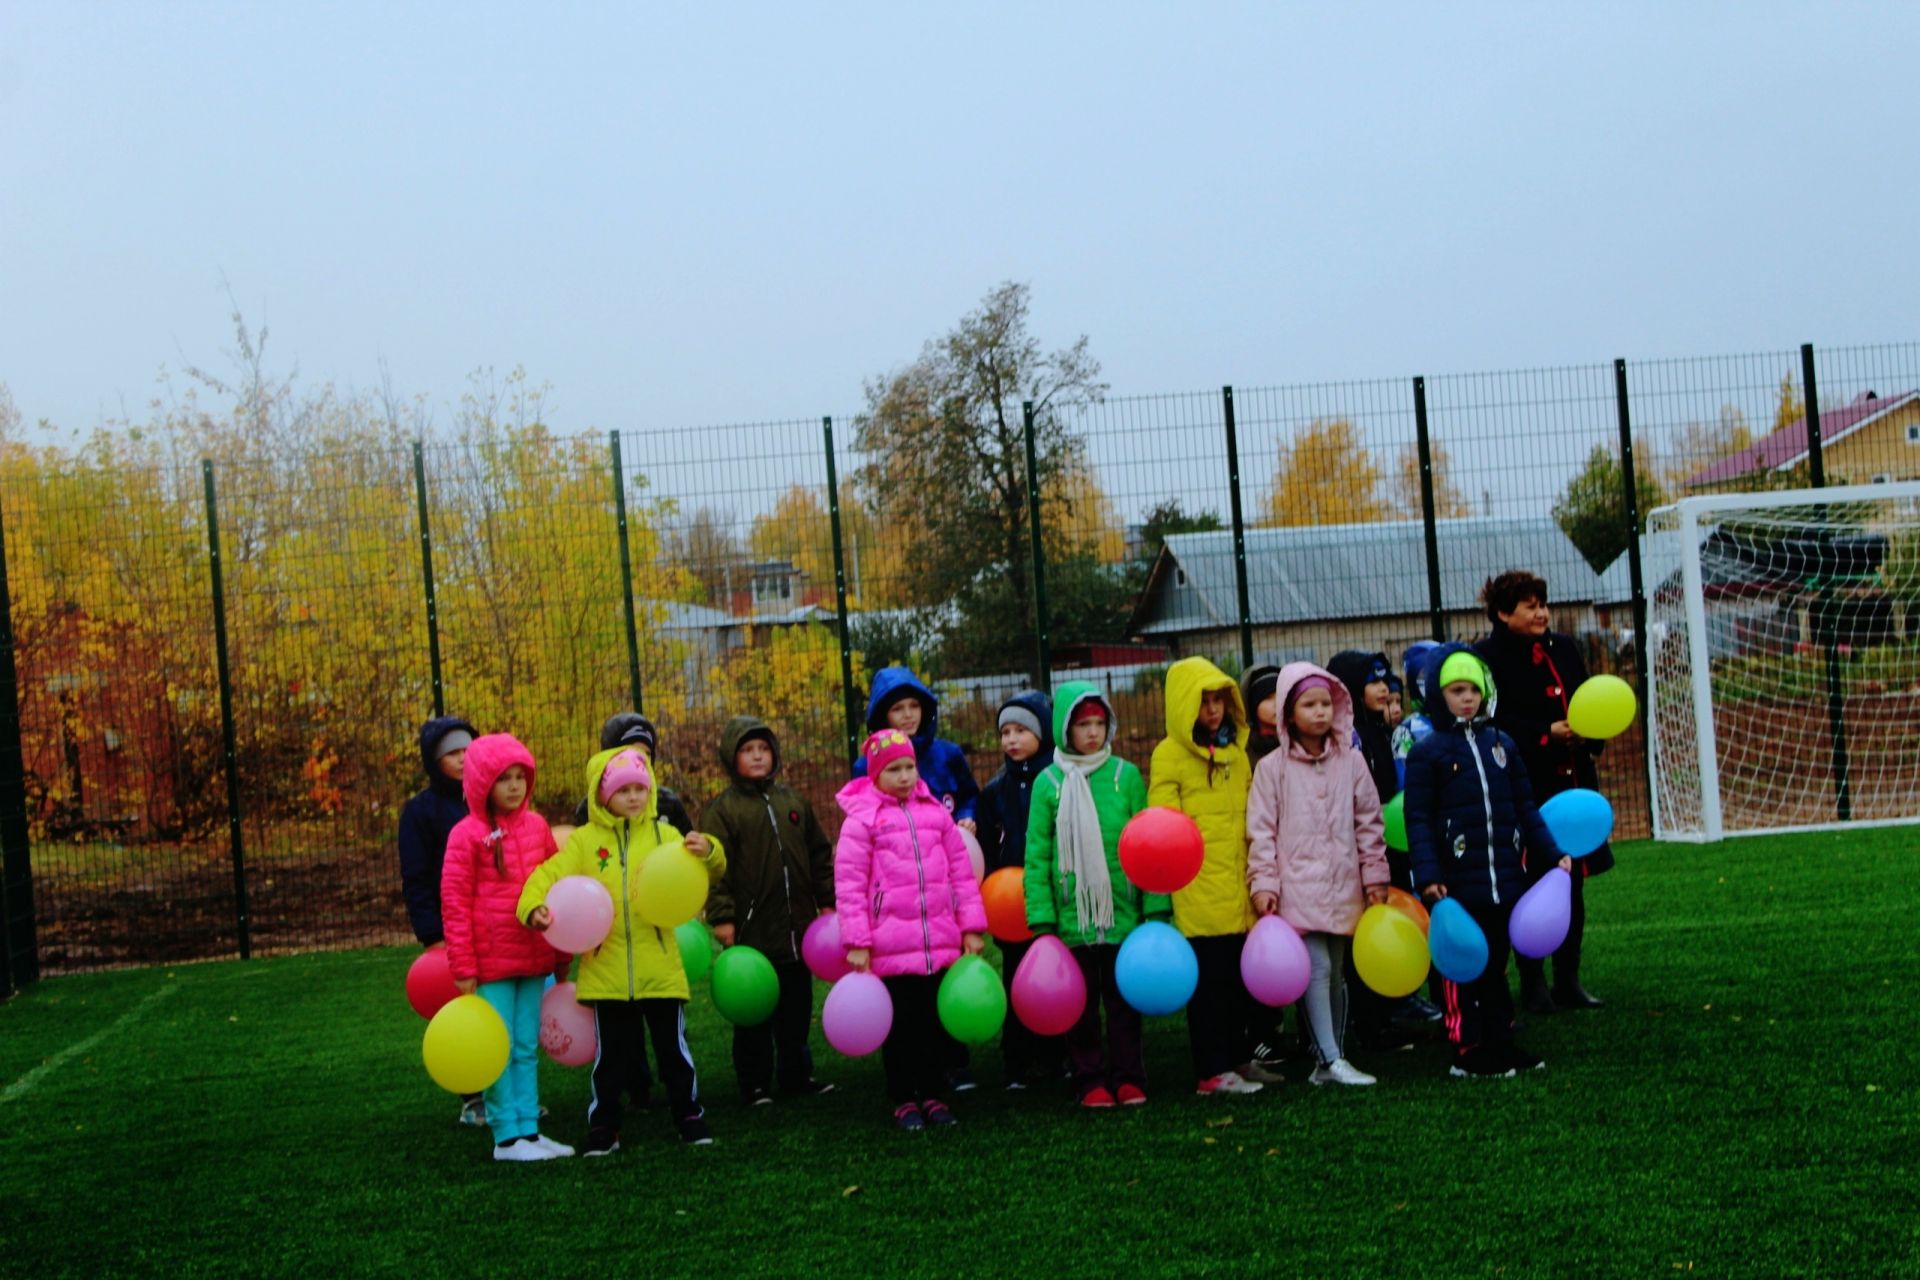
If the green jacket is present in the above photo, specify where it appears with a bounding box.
[1024,682,1166,947]
[517,747,725,1002]
[699,715,836,963]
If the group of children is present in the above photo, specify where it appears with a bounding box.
[397,569,1614,1154]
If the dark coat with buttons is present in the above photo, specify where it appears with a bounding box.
[974,690,1055,874]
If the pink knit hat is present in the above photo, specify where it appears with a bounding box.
[1284,674,1335,720]
[598,749,653,803]
[863,728,916,776]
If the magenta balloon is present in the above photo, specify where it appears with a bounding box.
[1010,933,1087,1036]
[801,913,854,983]
[822,972,893,1056]
[1509,867,1573,959]
[543,875,615,953]
[1241,915,1313,1007]
[539,981,598,1067]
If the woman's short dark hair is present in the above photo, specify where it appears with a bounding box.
[1482,570,1549,623]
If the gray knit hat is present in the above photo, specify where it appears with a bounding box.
[998,703,1045,740]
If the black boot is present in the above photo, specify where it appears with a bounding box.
[1517,958,1558,1015]
[1552,953,1604,1009]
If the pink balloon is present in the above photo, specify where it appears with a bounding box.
[1241,914,1312,1007]
[543,875,615,953]
[822,972,893,1056]
[1510,866,1572,959]
[1010,933,1086,1036]
[539,981,597,1067]
[801,913,853,983]
[959,827,985,884]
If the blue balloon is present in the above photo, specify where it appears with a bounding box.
[1428,897,1489,984]
[1114,921,1199,1016]
[1540,788,1614,858]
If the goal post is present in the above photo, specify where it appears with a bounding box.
[1643,479,1920,841]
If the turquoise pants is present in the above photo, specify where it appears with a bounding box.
[478,975,545,1143]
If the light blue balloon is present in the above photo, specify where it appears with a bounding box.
[1540,789,1614,858]
[1428,897,1489,984]
[1114,921,1199,1016]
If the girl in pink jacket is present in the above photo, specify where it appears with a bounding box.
[1245,664,1391,1088]
[442,733,571,1160]
[835,728,989,1131]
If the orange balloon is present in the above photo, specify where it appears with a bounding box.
[1385,886,1429,936]
[982,867,1033,943]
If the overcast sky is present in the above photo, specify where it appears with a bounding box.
[2,2,1914,442]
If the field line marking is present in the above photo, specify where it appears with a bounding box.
[1,983,180,1106]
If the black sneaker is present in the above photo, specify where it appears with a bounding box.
[1448,1047,1518,1080]
[796,1078,836,1097]
[678,1115,714,1146]
[947,1069,977,1094]
[743,1088,773,1108]
[1503,1044,1546,1072]
[921,1098,958,1127]
[893,1103,925,1132]
[582,1128,620,1157]
[1553,983,1605,1010]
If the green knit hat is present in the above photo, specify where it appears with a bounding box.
[1437,651,1488,695]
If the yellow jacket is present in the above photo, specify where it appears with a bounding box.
[518,747,726,1001]
[1148,657,1254,937]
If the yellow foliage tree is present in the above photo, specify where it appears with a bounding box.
[1043,459,1128,562]
[1264,418,1390,526]
[1392,440,1473,519]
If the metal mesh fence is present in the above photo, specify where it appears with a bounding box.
[6,340,1920,981]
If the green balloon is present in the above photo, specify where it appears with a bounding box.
[675,920,713,984]
[1383,792,1408,853]
[937,954,1008,1046]
[711,945,779,1025]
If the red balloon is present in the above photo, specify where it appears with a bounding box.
[981,867,1033,943]
[1118,807,1205,894]
[405,946,460,1020]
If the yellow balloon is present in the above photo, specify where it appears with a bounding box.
[1568,674,1637,740]
[1352,904,1430,998]
[635,843,710,928]
[422,994,509,1094]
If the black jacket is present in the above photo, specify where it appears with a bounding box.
[974,690,1056,875]
[396,715,478,944]
[1327,650,1400,804]
[1404,644,1561,908]
[1475,623,1614,877]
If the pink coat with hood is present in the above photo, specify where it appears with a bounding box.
[441,733,565,984]
[834,775,989,978]
[1245,662,1390,936]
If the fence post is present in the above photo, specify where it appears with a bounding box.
[609,432,644,713]
[1023,401,1052,692]
[1413,376,1447,642]
[1613,359,1655,835]
[1221,386,1255,670]
[202,461,250,961]
[411,442,445,719]
[0,487,36,991]
[1801,343,1852,820]
[822,417,861,770]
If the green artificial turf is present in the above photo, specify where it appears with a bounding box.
[2,830,1915,1278]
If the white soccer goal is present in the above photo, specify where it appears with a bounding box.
[1643,480,1920,840]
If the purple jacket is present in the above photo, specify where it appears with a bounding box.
[834,776,989,978]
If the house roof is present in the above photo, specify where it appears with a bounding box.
[1682,390,1920,488]
[1132,516,1608,635]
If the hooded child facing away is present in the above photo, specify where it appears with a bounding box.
[699,716,837,1104]
[1148,657,1265,1096]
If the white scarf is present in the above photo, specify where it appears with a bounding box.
[1054,742,1115,937]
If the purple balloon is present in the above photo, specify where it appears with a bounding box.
[1011,934,1087,1035]
[1509,867,1572,959]
[802,913,854,983]
[822,972,893,1056]
[1240,914,1312,1007]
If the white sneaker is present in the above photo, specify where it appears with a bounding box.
[1238,1060,1285,1085]
[1195,1071,1264,1096]
[493,1138,561,1162]
[528,1133,575,1157]
[1309,1058,1377,1087]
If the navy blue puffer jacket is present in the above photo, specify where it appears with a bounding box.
[974,689,1055,874]
[1403,644,1560,908]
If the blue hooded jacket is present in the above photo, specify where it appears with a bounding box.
[851,666,981,822]
[1403,644,1560,909]
[397,715,478,944]
[974,689,1055,874]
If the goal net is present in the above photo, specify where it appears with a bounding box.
[1643,480,1920,840]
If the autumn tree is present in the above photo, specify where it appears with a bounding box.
[1393,439,1472,518]
[1264,418,1391,526]
[746,481,914,610]
[855,281,1108,684]
[1554,442,1669,573]
[665,506,746,606]
[1137,498,1224,561]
